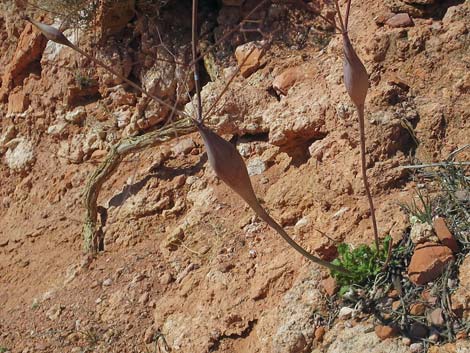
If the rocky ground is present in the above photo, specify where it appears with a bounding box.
[0,0,469,352]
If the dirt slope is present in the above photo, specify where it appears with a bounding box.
[0,0,468,352]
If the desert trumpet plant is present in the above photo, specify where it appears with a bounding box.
[333,0,380,250]
[24,10,351,275]
[190,0,350,275]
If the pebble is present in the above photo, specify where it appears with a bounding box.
[410,342,424,353]
[102,278,113,286]
[338,307,355,320]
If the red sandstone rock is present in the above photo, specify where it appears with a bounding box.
[235,42,265,78]
[433,216,459,252]
[375,325,399,340]
[272,67,308,95]
[386,13,414,28]
[321,276,338,296]
[408,242,454,285]
[7,90,29,114]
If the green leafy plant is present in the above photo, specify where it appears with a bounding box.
[330,236,392,295]
[0,347,9,353]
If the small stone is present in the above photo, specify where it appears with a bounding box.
[428,308,444,327]
[47,122,67,137]
[314,326,326,342]
[409,302,426,316]
[102,278,113,286]
[388,289,399,298]
[408,242,454,285]
[171,138,195,155]
[162,226,184,251]
[235,41,265,78]
[410,342,424,353]
[321,276,338,296]
[294,217,309,232]
[374,11,395,26]
[386,13,414,28]
[46,304,63,320]
[410,222,436,244]
[5,138,35,173]
[402,337,411,346]
[392,300,401,311]
[428,332,439,343]
[249,249,257,258]
[433,217,459,252]
[247,157,266,176]
[0,125,17,151]
[375,325,398,340]
[338,307,354,320]
[64,107,86,124]
[272,67,307,95]
[160,272,173,285]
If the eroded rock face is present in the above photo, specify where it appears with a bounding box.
[97,0,136,37]
[0,22,46,101]
[314,324,409,353]
[256,270,326,353]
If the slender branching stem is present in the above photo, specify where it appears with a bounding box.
[191,0,203,123]
[187,0,269,69]
[333,0,345,33]
[344,0,352,30]
[358,105,379,250]
[70,45,188,118]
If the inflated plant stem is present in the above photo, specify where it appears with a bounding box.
[334,0,380,250]
[22,16,188,119]
[197,124,351,275]
[191,0,203,123]
[189,2,350,275]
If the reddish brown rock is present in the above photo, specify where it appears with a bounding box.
[314,326,326,342]
[408,242,454,285]
[433,217,459,252]
[0,22,47,101]
[272,67,310,95]
[428,308,444,327]
[375,325,399,340]
[235,42,265,78]
[386,13,414,28]
[321,276,338,296]
[409,302,426,316]
[7,90,29,114]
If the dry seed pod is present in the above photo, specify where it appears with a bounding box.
[196,123,350,275]
[22,16,74,48]
[342,33,368,109]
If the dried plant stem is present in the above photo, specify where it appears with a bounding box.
[358,105,379,250]
[83,118,195,252]
[191,0,202,123]
[70,45,188,118]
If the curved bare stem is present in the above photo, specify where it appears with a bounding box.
[83,118,195,252]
